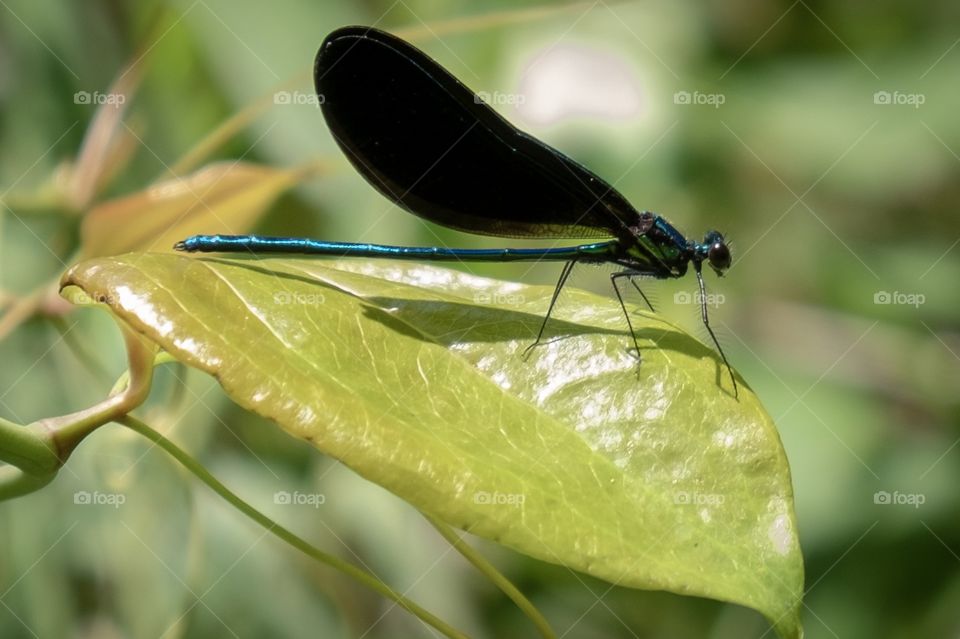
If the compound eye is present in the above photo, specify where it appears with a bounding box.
[708,242,731,271]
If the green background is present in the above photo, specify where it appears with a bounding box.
[0,1,957,637]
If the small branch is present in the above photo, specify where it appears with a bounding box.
[38,319,156,461]
[0,465,57,500]
[0,319,158,503]
[0,415,59,476]
[424,513,557,639]
[120,415,470,639]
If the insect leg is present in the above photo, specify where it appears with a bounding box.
[694,264,739,398]
[610,271,644,364]
[523,260,576,355]
[627,275,655,312]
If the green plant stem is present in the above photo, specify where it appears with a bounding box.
[0,320,157,503]
[44,321,156,460]
[0,465,57,500]
[110,351,177,395]
[0,416,59,475]
[120,415,470,639]
[424,513,557,639]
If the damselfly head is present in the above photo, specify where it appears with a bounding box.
[702,230,731,276]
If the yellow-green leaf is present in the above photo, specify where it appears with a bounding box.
[61,253,803,638]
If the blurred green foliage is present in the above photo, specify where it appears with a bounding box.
[0,1,958,638]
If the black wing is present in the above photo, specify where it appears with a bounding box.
[314,26,642,240]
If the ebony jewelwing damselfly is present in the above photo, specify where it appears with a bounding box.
[175,25,739,397]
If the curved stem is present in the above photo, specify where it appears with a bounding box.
[0,415,59,476]
[110,351,178,395]
[46,322,156,459]
[0,465,57,500]
[424,513,557,639]
[0,320,158,499]
[120,415,469,639]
